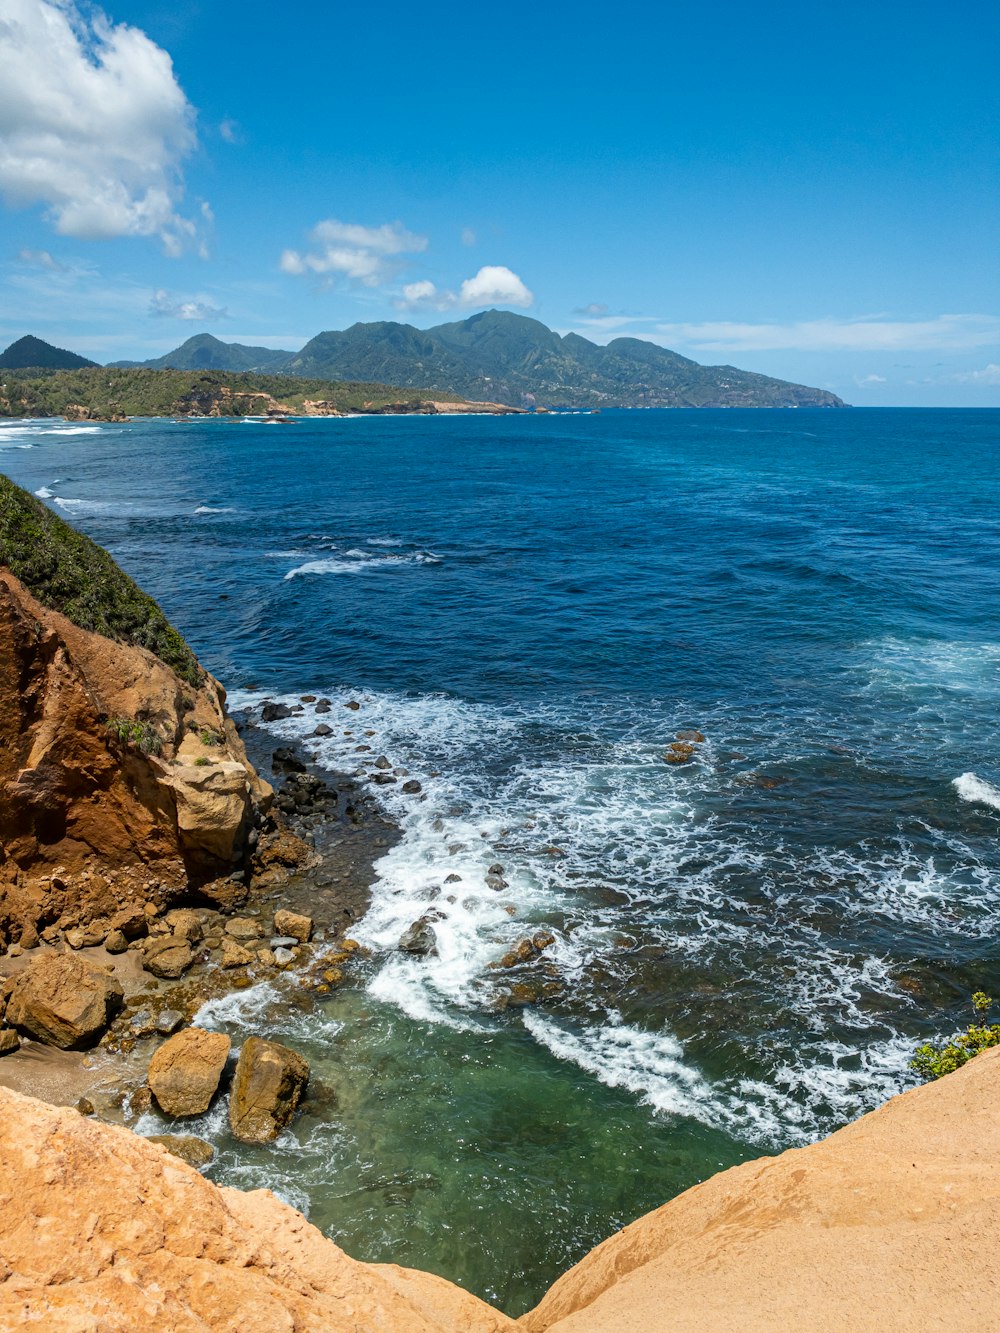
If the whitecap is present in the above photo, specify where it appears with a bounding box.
[953,772,1000,812]
[34,486,53,499]
[194,505,235,514]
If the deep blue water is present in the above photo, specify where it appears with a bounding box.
[2,407,999,1310]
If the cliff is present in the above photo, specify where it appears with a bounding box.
[1,1047,998,1329]
[0,476,272,945]
[0,1086,514,1331]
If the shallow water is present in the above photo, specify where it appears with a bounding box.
[3,407,999,1312]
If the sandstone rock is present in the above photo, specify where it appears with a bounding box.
[110,905,149,939]
[0,1029,19,1056]
[146,1133,215,1168]
[75,1097,95,1116]
[270,935,299,950]
[220,937,254,969]
[0,1086,515,1331]
[229,1036,309,1143]
[664,741,695,765]
[103,928,128,954]
[273,908,312,942]
[155,1009,184,1036]
[273,947,295,966]
[6,952,124,1049]
[676,729,706,743]
[225,916,263,940]
[148,1027,231,1117]
[142,934,195,979]
[163,908,204,943]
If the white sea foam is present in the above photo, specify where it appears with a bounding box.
[953,772,1000,811]
[283,550,442,579]
[33,486,53,498]
[194,505,235,514]
[40,426,103,435]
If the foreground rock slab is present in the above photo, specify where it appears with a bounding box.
[148,1027,231,1117]
[524,1046,1000,1332]
[5,952,124,1049]
[228,1035,309,1143]
[0,1086,515,1332]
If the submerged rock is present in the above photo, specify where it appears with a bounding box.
[6,953,123,1049]
[229,1036,309,1143]
[146,1134,215,1168]
[147,1027,231,1118]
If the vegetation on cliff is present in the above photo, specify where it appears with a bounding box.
[0,334,97,370]
[0,473,200,684]
[911,992,1000,1080]
[0,366,460,420]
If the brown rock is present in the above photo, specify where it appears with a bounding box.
[146,1133,215,1168]
[0,1029,19,1056]
[142,933,195,979]
[109,904,149,939]
[0,1086,515,1331]
[675,729,706,743]
[273,908,313,942]
[664,742,695,765]
[229,1036,309,1143]
[163,908,204,943]
[225,916,263,940]
[147,1027,231,1117]
[220,937,254,969]
[103,928,129,954]
[6,952,124,1049]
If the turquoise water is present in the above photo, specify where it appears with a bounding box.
[2,408,999,1311]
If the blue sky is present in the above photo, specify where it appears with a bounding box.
[0,0,997,404]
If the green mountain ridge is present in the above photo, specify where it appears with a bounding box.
[2,315,847,408]
[0,335,97,371]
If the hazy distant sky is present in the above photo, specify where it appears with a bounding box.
[0,0,997,404]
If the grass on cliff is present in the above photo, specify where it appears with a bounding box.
[0,473,201,685]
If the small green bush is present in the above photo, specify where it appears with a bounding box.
[199,727,222,747]
[106,717,163,756]
[193,756,211,767]
[911,992,1000,1080]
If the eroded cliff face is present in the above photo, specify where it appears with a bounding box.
[0,1050,997,1330]
[0,570,272,944]
[0,1086,515,1332]
[524,1046,1000,1332]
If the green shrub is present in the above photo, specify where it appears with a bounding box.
[105,717,163,756]
[193,756,211,767]
[0,474,200,685]
[911,992,1000,1080]
[199,726,222,747]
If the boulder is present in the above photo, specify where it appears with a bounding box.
[220,937,253,969]
[225,917,263,940]
[6,953,124,1049]
[155,1009,184,1036]
[163,909,204,943]
[109,905,149,940]
[273,909,313,943]
[0,1029,20,1056]
[147,1027,231,1117]
[103,929,129,955]
[146,1133,215,1168]
[272,747,306,775]
[398,917,438,955]
[229,1037,310,1143]
[142,934,195,979]
[261,701,292,721]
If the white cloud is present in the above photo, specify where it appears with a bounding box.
[0,0,201,251]
[395,265,534,313]
[16,247,64,271]
[952,363,1000,384]
[574,302,609,317]
[280,219,427,286]
[149,289,228,321]
[457,265,533,308]
[652,314,1000,353]
[219,118,240,144]
[461,227,476,246]
[857,373,887,384]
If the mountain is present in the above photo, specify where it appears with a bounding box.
[110,333,294,373]
[0,335,97,370]
[107,312,846,408]
[284,310,845,408]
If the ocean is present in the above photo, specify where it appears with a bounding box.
[2,407,998,1312]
